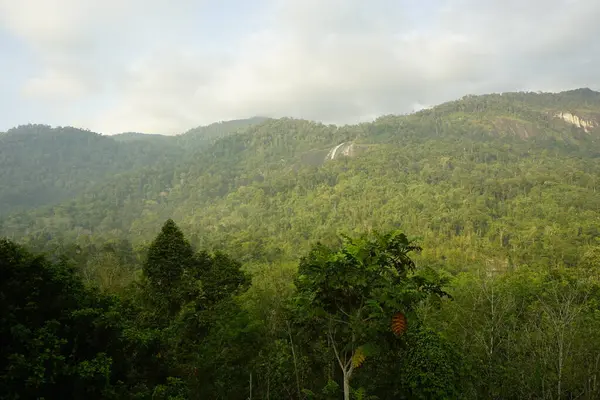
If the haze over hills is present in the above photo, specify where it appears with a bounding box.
[0,117,268,215]
[2,88,600,267]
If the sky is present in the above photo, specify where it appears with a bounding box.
[1,0,599,135]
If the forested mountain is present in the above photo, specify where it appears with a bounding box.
[3,89,600,399]
[0,118,266,216]
[0,124,174,214]
[2,89,600,267]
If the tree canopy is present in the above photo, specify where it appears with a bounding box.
[2,88,600,398]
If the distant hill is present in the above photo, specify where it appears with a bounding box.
[0,124,184,215]
[112,132,171,142]
[0,118,270,216]
[2,89,600,270]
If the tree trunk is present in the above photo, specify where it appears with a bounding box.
[249,371,252,400]
[328,323,354,400]
[286,320,302,400]
[343,372,351,400]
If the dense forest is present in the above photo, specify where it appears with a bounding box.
[2,88,600,399]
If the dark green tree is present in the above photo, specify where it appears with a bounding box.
[0,238,131,399]
[136,220,260,399]
[293,230,450,400]
[172,251,255,399]
[142,219,195,317]
[194,250,250,305]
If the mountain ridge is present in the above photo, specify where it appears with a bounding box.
[2,87,600,269]
[3,88,598,139]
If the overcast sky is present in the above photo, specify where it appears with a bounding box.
[1,0,599,135]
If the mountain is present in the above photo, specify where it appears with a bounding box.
[5,89,600,400]
[0,119,267,216]
[1,89,600,271]
[0,124,185,215]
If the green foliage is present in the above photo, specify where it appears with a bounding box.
[136,219,259,399]
[0,124,183,216]
[151,377,189,400]
[295,230,448,326]
[4,89,600,275]
[142,219,195,317]
[396,327,461,399]
[0,238,130,399]
[3,89,600,399]
[0,223,259,400]
[293,230,450,399]
[195,250,250,305]
[422,266,600,399]
[351,386,378,400]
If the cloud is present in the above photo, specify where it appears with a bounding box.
[1,0,599,134]
[0,0,201,103]
[21,69,89,100]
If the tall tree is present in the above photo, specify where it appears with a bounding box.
[293,230,449,400]
[142,219,195,317]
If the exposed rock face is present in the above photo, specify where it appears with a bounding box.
[492,118,540,139]
[555,112,598,132]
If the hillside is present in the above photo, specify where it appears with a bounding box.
[0,124,178,214]
[0,118,266,216]
[2,88,600,270]
[4,88,600,399]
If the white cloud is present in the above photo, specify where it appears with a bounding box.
[21,69,89,100]
[1,0,599,134]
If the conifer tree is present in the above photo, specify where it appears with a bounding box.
[143,219,194,316]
